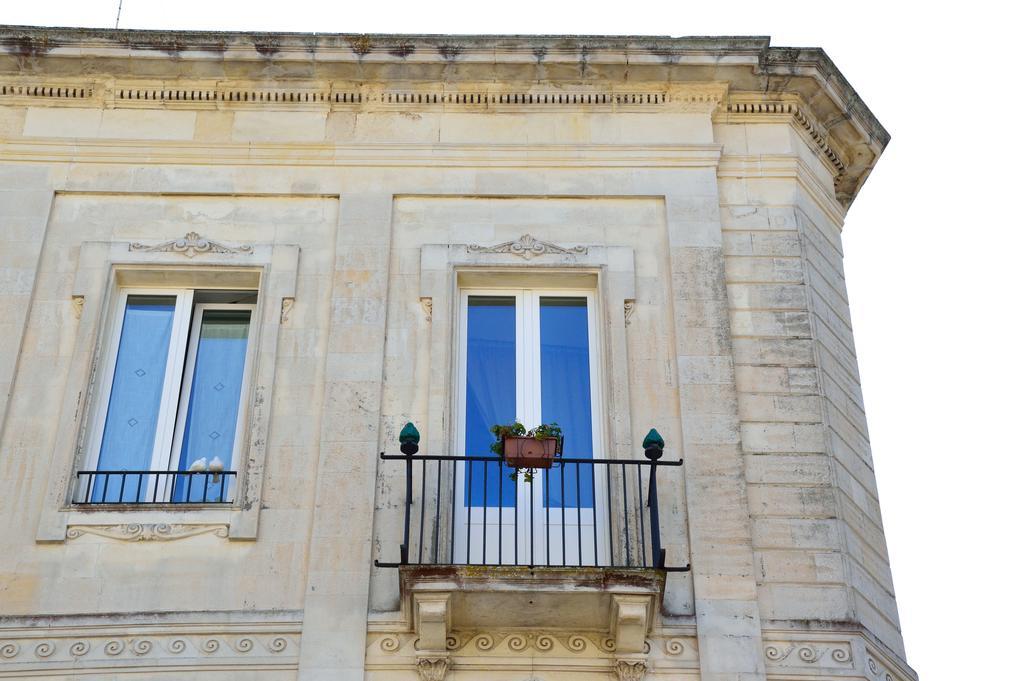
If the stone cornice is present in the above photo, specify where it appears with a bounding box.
[0,139,724,168]
[0,26,887,208]
[0,79,726,113]
[0,27,772,61]
[719,93,847,174]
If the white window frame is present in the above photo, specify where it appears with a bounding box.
[453,287,609,565]
[81,288,256,503]
[168,301,257,472]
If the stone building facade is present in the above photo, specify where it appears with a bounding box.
[0,27,914,681]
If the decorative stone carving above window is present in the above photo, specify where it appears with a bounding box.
[128,231,254,258]
[466,233,588,260]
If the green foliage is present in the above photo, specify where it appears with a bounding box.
[488,421,527,455]
[488,421,563,483]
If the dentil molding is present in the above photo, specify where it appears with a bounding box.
[0,79,727,113]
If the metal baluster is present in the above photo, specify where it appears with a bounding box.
[220,472,226,503]
[85,473,95,505]
[466,460,473,565]
[202,473,209,503]
[498,458,503,566]
[402,443,415,565]
[637,465,647,567]
[576,462,583,567]
[590,462,599,566]
[434,459,442,564]
[545,468,551,566]
[621,464,630,567]
[101,473,110,503]
[530,468,535,566]
[513,458,519,566]
[450,460,457,564]
[482,459,488,565]
[648,463,664,569]
[418,459,427,564]
[560,463,566,566]
[117,474,126,503]
[606,463,613,565]
[136,474,144,503]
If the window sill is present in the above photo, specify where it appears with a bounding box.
[38,506,254,543]
[68,502,235,512]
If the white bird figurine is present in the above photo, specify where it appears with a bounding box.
[208,456,224,483]
[188,457,208,473]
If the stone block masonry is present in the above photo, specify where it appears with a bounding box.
[0,26,912,681]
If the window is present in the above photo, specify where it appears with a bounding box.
[454,288,609,565]
[76,288,256,504]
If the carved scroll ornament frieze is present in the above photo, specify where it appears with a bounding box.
[65,523,229,542]
[868,655,901,681]
[372,631,694,658]
[129,232,253,258]
[467,234,587,260]
[764,643,852,665]
[0,633,295,666]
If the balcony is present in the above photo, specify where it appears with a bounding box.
[375,429,688,678]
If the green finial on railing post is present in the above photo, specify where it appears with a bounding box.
[642,428,664,460]
[399,422,420,455]
[397,422,420,565]
[643,427,667,568]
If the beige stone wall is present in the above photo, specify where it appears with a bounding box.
[716,120,904,659]
[797,202,904,655]
[0,35,911,681]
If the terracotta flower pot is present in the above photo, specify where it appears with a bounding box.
[502,435,559,469]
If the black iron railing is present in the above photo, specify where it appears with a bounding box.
[375,435,689,572]
[73,470,236,504]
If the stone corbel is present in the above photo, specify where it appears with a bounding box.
[611,594,654,680]
[615,659,648,681]
[416,657,450,681]
[412,592,451,681]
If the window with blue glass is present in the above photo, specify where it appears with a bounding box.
[456,289,607,565]
[78,289,256,504]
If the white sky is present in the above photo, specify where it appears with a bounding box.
[5,1,1022,678]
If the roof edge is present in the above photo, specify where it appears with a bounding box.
[0,25,889,208]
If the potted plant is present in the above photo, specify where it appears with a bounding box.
[489,421,563,482]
